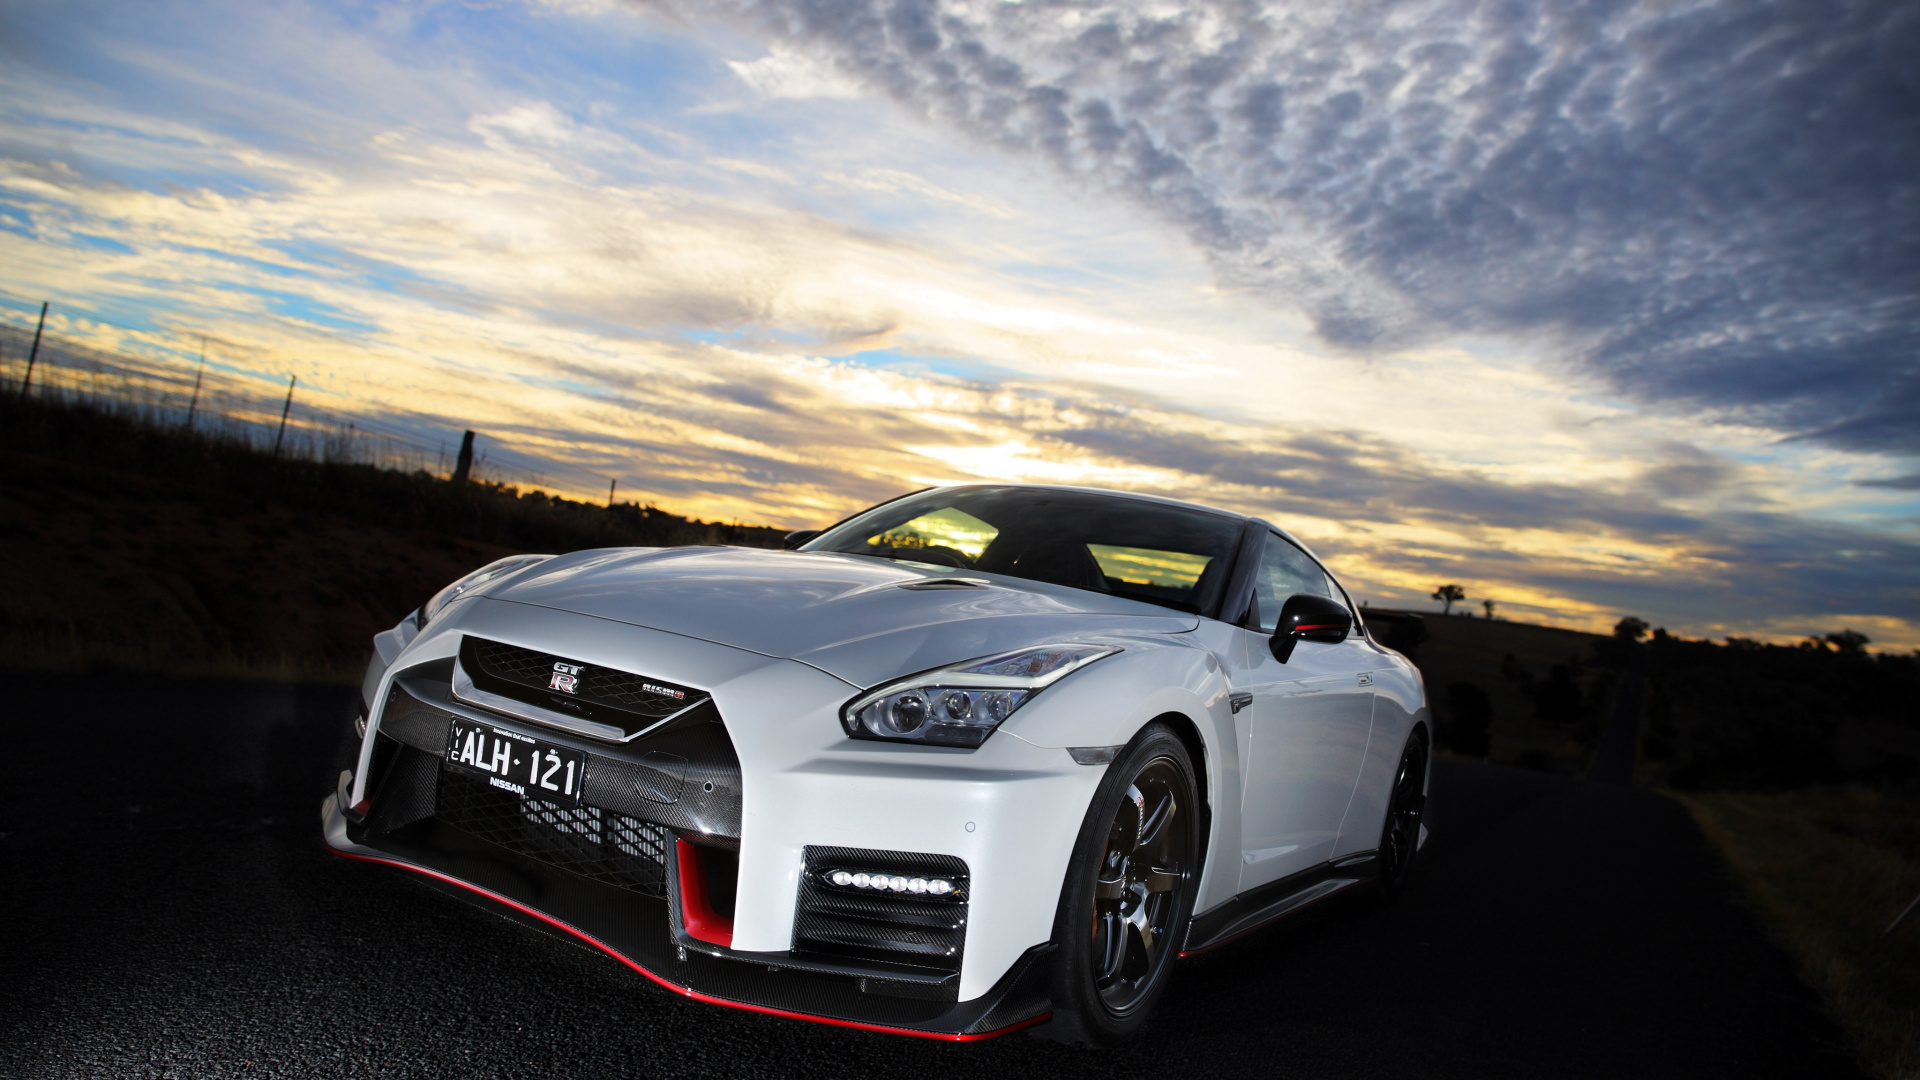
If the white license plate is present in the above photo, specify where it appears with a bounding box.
[445,718,585,808]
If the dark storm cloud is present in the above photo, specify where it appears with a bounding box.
[697,0,1920,453]
[1856,473,1920,490]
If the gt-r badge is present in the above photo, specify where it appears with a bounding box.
[550,662,583,693]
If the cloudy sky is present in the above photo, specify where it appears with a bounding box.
[2,0,1916,646]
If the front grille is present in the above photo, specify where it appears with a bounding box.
[463,637,706,732]
[794,847,969,975]
[436,768,670,897]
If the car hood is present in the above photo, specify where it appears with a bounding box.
[481,546,1198,688]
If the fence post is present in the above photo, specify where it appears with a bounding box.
[19,301,48,398]
[272,374,296,455]
[184,337,205,428]
[451,429,475,485]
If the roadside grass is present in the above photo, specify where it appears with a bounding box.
[1673,788,1920,1080]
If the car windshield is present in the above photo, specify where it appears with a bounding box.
[806,487,1243,616]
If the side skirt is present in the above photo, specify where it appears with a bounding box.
[1180,851,1379,956]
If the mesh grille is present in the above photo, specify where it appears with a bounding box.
[795,847,969,974]
[436,767,669,896]
[468,638,700,722]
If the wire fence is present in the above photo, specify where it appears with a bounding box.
[0,291,629,501]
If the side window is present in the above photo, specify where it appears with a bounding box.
[1248,532,1334,633]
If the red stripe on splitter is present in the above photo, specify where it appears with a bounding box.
[326,846,1047,1041]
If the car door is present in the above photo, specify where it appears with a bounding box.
[1229,531,1377,892]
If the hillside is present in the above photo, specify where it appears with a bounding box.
[0,394,785,680]
[1368,609,1615,772]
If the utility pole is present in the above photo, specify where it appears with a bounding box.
[451,430,475,485]
[608,478,617,507]
[19,301,48,398]
[184,336,206,429]
[272,374,296,455]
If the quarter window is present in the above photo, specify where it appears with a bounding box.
[1248,532,1335,633]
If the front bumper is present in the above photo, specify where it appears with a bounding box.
[326,608,1095,1039]
[320,790,1054,1038]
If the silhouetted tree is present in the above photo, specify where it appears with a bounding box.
[1482,598,1497,619]
[1432,583,1465,615]
[1614,616,1649,641]
[1825,629,1870,654]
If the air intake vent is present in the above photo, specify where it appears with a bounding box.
[436,767,671,896]
[794,846,969,975]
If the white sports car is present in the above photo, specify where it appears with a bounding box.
[323,484,1429,1043]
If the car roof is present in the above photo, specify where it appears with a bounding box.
[926,482,1252,523]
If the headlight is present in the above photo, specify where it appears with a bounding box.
[416,554,554,629]
[842,644,1121,748]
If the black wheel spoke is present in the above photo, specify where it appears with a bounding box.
[1095,909,1129,982]
[1129,908,1158,969]
[1109,784,1146,858]
[1135,791,1175,852]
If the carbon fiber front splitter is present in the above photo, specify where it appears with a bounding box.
[320,794,1055,1040]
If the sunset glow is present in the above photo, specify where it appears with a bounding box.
[2,0,1914,647]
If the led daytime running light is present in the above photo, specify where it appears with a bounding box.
[828,869,955,896]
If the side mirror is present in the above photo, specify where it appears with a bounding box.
[1269,593,1353,663]
[783,529,822,550]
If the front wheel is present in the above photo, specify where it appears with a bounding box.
[1043,724,1199,1045]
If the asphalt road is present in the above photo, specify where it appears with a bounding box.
[0,676,1864,1079]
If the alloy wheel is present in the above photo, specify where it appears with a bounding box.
[1089,756,1191,1014]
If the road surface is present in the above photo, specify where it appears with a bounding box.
[0,676,1862,1078]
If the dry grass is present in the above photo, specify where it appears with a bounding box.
[1674,787,1920,1080]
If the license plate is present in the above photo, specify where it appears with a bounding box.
[445,718,586,809]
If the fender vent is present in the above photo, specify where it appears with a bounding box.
[794,846,969,976]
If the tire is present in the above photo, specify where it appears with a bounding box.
[1376,730,1429,903]
[1041,723,1200,1045]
